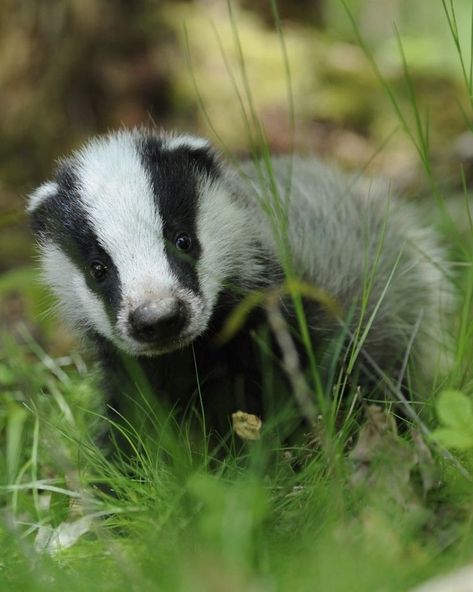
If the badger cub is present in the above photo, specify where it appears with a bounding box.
[28,129,451,429]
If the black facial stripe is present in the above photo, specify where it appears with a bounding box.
[139,135,220,296]
[29,162,122,323]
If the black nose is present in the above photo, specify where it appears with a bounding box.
[129,298,186,343]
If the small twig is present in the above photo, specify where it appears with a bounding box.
[265,296,317,423]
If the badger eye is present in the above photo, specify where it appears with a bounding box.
[90,260,108,281]
[174,232,192,252]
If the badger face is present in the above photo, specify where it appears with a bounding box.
[28,130,248,356]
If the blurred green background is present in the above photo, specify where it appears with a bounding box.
[1,0,472,348]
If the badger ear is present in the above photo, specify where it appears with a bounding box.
[188,144,221,179]
[166,134,213,153]
[26,181,58,214]
[166,134,221,178]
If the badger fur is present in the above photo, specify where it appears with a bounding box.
[28,129,452,429]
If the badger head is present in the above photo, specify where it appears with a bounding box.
[27,129,256,356]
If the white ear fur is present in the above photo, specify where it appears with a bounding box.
[27,181,58,213]
[165,135,211,151]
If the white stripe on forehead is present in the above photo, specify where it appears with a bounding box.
[75,132,177,298]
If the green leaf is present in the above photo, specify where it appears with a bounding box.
[432,390,473,451]
[435,389,473,431]
[430,428,473,451]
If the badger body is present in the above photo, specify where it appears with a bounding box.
[28,129,452,429]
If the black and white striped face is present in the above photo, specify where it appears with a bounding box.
[28,130,249,356]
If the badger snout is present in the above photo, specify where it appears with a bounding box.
[128,297,187,344]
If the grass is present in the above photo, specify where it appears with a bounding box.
[2,1,473,591]
[1,332,473,592]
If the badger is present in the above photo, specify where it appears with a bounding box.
[27,129,452,431]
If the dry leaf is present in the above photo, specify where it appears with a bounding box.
[232,411,262,441]
[35,516,95,555]
[411,429,438,496]
[349,406,427,510]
